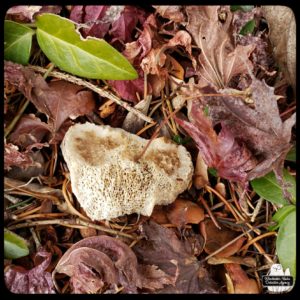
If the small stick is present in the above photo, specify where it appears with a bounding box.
[7,218,136,240]
[240,231,277,255]
[205,185,240,221]
[28,65,154,124]
[198,195,221,229]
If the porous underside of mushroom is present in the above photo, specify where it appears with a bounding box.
[61,122,193,221]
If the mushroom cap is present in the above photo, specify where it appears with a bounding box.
[61,123,193,221]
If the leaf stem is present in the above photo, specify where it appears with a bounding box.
[28,65,154,124]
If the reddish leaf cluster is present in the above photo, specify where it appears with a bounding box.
[5,250,55,294]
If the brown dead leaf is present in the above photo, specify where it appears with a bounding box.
[185,6,255,89]
[201,219,246,258]
[4,61,96,143]
[224,263,260,294]
[133,221,218,293]
[4,142,38,171]
[9,114,50,149]
[194,152,209,189]
[262,6,296,93]
[166,199,205,227]
[153,6,185,23]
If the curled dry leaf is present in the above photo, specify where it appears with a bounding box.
[153,6,185,23]
[224,263,260,294]
[9,114,50,149]
[133,221,218,293]
[166,198,205,227]
[185,6,255,89]
[4,142,37,171]
[54,235,173,293]
[201,219,246,258]
[122,95,152,134]
[262,6,296,92]
[6,5,61,22]
[194,152,209,189]
[4,61,96,143]
[5,250,55,294]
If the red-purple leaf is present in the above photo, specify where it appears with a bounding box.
[9,114,50,149]
[110,6,146,43]
[4,143,37,171]
[5,250,55,294]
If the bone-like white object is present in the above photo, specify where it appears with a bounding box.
[61,123,193,221]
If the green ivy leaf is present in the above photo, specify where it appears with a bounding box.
[276,210,296,278]
[230,5,254,12]
[240,20,255,36]
[4,20,35,65]
[269,205,296,231]
[251,169,296,206]
[36,13,138,80]
[285,146,296,162]
[4,229,29,259]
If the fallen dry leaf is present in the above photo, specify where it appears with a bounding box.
[5,250,55,294]
[4,61,96,143]
[153,5,185,23]
[166,198,204,227]
[224,263,260,294]
[54,235,173,293]
[201,219,246,258]
[175,102,257,183]
[262,6,296,92]
[185,6,255,89]
[4,142,38,171]
[133,221,218,293]
[8,114,50,149]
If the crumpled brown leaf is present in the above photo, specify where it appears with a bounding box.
[5,250,55,294]
[224,263,260,294]
[133,221,218,293]
[4,142,39,171]
[6,5,61,22]
[175,101,257,183]
[185,6,255,89]
[153,6,185,23]
[54,235,173,294]
[262,6,296,93]
[4,61,96,143]
[8,114,50,149]
[200,219,246,258]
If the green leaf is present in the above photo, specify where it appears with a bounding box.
[276,210,296,278]
[230,5,254,12]
[251,169,296,205]
[4,20,35,65]
[173,135,192,145]
[4,229,29,259]
[285,146,296,162]
[208,167,218,177]
[35,13,138,80]
[240,20,255,35]
[269,205,296,231]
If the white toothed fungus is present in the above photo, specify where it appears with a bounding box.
[61,123,193,221]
